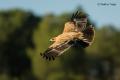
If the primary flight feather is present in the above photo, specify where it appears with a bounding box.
[40,11,95,60]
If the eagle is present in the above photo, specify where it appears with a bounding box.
[40,11,95,60]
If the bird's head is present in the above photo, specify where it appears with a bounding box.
[50,37,56,42]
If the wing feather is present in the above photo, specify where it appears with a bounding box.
[40,41,73,61]
[71,11,87,32]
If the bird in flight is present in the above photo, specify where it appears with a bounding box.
[40,11,95,60]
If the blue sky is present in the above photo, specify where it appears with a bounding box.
[0,0,120,28]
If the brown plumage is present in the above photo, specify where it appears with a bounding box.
[63,22,76,32]
[40,11,95,60]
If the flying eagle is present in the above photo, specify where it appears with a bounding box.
[40,11,95,60]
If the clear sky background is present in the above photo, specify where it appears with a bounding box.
[0,0,120,28]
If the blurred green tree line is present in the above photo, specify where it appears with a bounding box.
[0,8,120,80]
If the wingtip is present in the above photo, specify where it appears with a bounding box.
[40,52,55,61]
[40,53,43,56]
[71,11,88,21]
[71,11,79,21]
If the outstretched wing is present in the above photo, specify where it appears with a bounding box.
[71,11,87,32]
[40,41,73,61]
[71,11,95,47]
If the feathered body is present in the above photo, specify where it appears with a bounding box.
[40,11,95,60]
